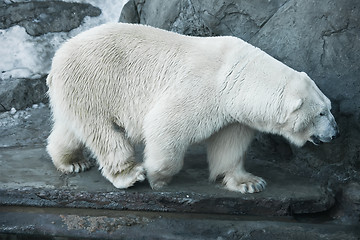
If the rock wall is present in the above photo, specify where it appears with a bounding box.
[0,0,128,111]
[120,0,360,184]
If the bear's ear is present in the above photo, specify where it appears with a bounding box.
[290,99,303,113]
[278,99,303,124]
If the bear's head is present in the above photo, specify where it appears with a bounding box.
[221,52,339,147]
[278,72,339,147]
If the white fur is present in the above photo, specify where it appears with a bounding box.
[46,23,337,193]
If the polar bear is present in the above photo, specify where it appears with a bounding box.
[46,23,339,193]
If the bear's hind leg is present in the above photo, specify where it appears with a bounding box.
[207,123,266,193]
[47,123,91,173]
[83,122,145,189]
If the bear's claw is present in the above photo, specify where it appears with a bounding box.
[70,161,92,173]
[57,160,93,173]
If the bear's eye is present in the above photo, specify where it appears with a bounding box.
[319,112,326,116]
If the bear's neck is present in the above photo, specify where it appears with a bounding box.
[221,46,294,135]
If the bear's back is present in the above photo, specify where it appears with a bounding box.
[47,23,244,141]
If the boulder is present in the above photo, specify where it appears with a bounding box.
[120,0,288,39]
[0,1,101,36]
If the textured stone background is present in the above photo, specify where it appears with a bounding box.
[120,0,360,188]
[0,0,359,215]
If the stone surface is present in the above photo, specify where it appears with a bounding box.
[0,76,48,112]
[1,206,359,240]
[0,1,101,36]
[0,145,335,216]
[120,0,289,38]
[332,182,360,224]
[0,104,50,148]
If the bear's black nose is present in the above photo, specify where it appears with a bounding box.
[332,129,340,140]
[331,124,340,140]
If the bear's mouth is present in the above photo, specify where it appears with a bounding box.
[310,135,323,145]
[310,135,333,145]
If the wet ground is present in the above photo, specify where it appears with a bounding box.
[0,106,359,239]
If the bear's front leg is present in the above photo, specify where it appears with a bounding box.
[143,136,187,190]
[142,101,190,190]
[207,123,266,193]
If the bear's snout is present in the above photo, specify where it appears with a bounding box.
[329,119,340,141]
[310,122,339,145]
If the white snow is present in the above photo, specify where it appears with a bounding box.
[10,107,16,115]
[0,0,129,80]
[0,107,30,127]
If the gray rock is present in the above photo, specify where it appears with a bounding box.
[249,0,360,115]
[0,1,101,36]
[0,76,48,112]
[120,0,212,36]
[249,0,360,188]
[0,105,51,147]
[333,182,360,224]
[1,206,359,239]
[119,0,139,24]
[121,0,288,39]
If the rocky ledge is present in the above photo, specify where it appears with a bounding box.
[0,106,359,239]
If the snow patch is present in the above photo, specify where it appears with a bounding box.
[0,0,129,80]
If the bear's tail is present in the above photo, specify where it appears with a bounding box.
[46,72,53,87]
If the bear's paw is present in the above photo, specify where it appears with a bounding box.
[224,172,267,194]
[110,164,146,189]
[57,160,93,173]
